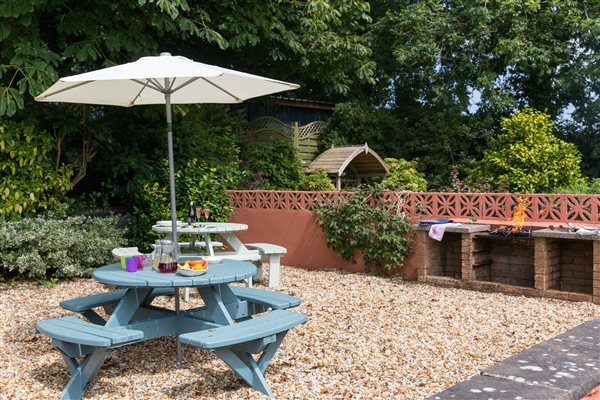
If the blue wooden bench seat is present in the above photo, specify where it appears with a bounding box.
[231,286,300,310]
[36,316,143,348]
[36,316,144,400]
[60,288,174,324]
[61,287,299,325]
[179,310,307,398]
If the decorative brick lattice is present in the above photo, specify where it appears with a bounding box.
[228,191,600,226]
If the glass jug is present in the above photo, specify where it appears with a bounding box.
[154,240,178,273]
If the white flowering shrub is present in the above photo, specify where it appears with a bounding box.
[0,215,126,278]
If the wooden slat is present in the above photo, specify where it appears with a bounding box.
[231,287,300,310]
[37,316,143,346]
[60,288,174,312]
[179,310,307,349]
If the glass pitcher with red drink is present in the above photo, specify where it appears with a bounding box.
[155,240,178,273]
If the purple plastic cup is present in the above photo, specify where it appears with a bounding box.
[125,257,138,272]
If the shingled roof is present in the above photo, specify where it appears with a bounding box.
[305,144,389,190]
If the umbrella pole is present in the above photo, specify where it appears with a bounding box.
[165,88,183,367]
[165,91,178,250]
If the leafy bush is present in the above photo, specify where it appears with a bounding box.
[242,140,304,190]
[556,178,600,194]
[315,185,412,273]
[0,215,126,279]
[477,109,584,193]
[443,168,498,193]
[299,169,336,191]
[79,104,245,209]
[323,102,399,155]
[381,158,427,191]
[0,120,73,218]
[127,158,239,250]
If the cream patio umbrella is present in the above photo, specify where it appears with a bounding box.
[35,52,299,249]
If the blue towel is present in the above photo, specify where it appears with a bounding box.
[418,219,454,226]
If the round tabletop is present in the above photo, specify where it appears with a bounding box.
[152,222,248,235]
[93,259,256,288]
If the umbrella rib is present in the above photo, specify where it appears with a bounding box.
[130,79,159,105]
[136,78,167,94]
[171,77,201,93]
[35,80,94,100]
[200,77,243,103]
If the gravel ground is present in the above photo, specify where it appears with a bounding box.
[1,266,598,400]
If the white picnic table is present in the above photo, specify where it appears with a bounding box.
[152,222,255,257]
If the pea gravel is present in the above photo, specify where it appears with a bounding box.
[1,266,598,399]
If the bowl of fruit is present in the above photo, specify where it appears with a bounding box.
[177,259,208,276]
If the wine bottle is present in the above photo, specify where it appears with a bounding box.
[187,201,196,224]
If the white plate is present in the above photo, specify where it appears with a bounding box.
[177,268,208,276]
[157,220,184,226]
[203,256,223,264]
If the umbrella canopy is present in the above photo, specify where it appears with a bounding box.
[35,52,299,249]
[35,53,299,106]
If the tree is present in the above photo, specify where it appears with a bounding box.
[365,0,600,185]
[477,109,584,193]
[0,0,375,117]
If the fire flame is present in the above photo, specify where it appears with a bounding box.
[510,197,530,233]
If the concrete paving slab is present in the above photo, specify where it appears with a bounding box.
[483,338,600,399]
[426,374,571,400]
[429,319,600,400]
[552,318,600,346]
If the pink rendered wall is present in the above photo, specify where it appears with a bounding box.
[229,207,419,279]
[225,190,600,279]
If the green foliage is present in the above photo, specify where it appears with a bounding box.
[299,169,336,191]
[82,104,244,207]
[324,102,399,155]
[557,178,600,195]
[367,0,600,187]
[478,109,584,193]
[0,215,126,279]
[0,0,375,117]
[381,158,427,192]
[0,120,73,218]
[315,185,412,273]
[242,140,304,190]
[127,158,238,249]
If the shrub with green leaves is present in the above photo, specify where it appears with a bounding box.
[315,185,412,273]
[127,158,238,249]
[0,215,126,279]
[557,178,600,194]
[477,109,584,193]
[242,140,304,190]
[0,120,73,218]
[299,169,336,191]
[381,158,428,191]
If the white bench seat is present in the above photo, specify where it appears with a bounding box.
[244,243,287,287]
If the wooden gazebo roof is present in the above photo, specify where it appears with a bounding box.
[305,144,389,190]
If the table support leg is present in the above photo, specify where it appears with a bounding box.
[59,347,108,400]
[215,348,274,398]
[196,286,234,325]
[174,287,183,366]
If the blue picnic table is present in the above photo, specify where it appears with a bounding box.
[36,259,307,399]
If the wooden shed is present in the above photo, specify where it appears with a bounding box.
[305,144,389,190]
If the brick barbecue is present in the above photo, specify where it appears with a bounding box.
[413,224,600,304]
